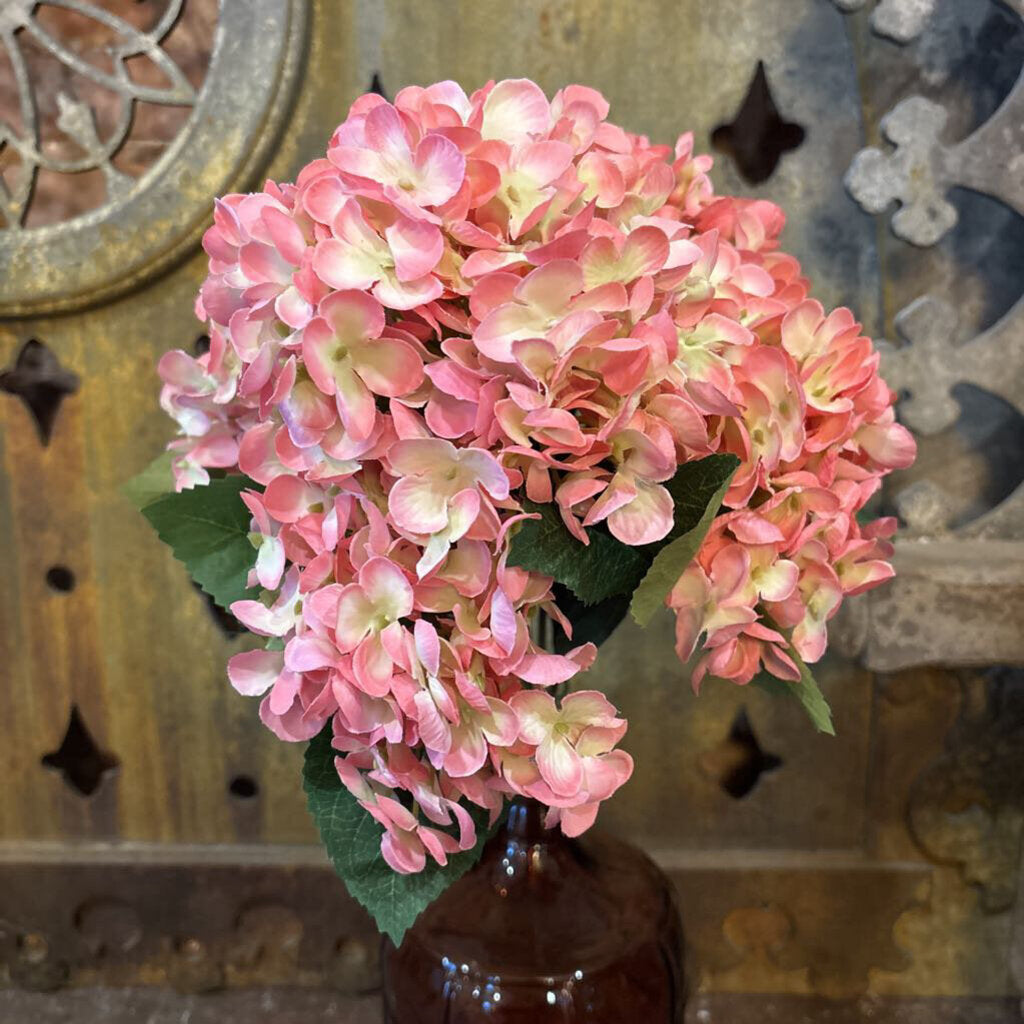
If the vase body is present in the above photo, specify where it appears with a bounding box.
[382,799,685,1023]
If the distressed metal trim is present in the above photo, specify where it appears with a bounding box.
[0,844,929,995]
[860,541,1024,671]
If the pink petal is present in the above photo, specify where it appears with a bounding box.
[857,422,917,470]
[426,392,476,438]
[561,689,618,726]
[363,102,413,168]
[759,559,800,603]
[388,437,458,475]
[275,286,313,330]
[509,688,557,743]
[444,721,488,778]
[413,133,466,206]
[227,649,282,697]
[268,669,302,716]
[474,304,547,362]
[353,634,394,697]
[582,748,633,801]
[239,241,291,286]
[284,635,342,672]
[577,151,625,208]
[622,226,670,278]
[335,361,377,441]
[481,697,520,747]
[312,238,379,290]
[259,694,323,742]
[301,316,340,396]
[359,556,414,619]
[302,175,348,224]
[446,798,477,850]
[489,587,517,654]
[229,600,282,637]
[413,690,452,755]
[414,619,441,676]
[263,474,323,524]
[381,829,427,875]
[710,544,752,599]
[761,642,801,681]
[389,476,450,535]
[516,652,585,686]
[262,206,306,266]
[385,218,444,282]
[515,140,574,187]
[481,78,551,142]
[537,736,583,797]
[607,480,674,545]
[445,489,480,541]
[320,288,386,342]
[354,336,424,397]
[334,586,375,650]
[559,801,601,838]
[457,448,511,499]
[372,272,443,311]
[516,259,583,316]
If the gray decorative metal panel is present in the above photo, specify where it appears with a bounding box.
[838,0,1024,671]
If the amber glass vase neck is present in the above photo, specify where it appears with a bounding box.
[502,797,548,841]
[383,796,686,1022]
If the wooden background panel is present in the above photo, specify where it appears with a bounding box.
[593,614,874,852]
[0,273,318,843]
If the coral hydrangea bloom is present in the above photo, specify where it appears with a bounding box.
[159,77,914,873]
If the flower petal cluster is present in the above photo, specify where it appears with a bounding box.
[159,79,914,870]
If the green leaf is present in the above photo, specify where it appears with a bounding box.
[121,451,176,509]
[507,500,649,606]
[141,474,258,610]
[658,453,741,545]
[303,727,496,944]
[752,649,835,736]
[630,455,739,626]
[550,585,631,654]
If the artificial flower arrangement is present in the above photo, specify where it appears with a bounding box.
[131,78,915,943]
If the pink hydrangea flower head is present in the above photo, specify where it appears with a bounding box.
[159,76,915,869]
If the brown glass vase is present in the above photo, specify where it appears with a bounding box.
[382,798,685,1022]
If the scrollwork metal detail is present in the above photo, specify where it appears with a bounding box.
[845,71,1024,247]
[0,0,308,316]
[844,5,1024,541]
[0,0,197,230]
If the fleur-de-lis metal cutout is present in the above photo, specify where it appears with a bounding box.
[0,338,80,445]
[712,62,804,185]
[0,0,196,229]
[699,708,783,799]
[41,704,120,796]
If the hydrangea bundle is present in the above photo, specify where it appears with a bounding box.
[144,78,914,938]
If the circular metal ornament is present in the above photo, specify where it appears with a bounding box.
[0,0,308,316]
